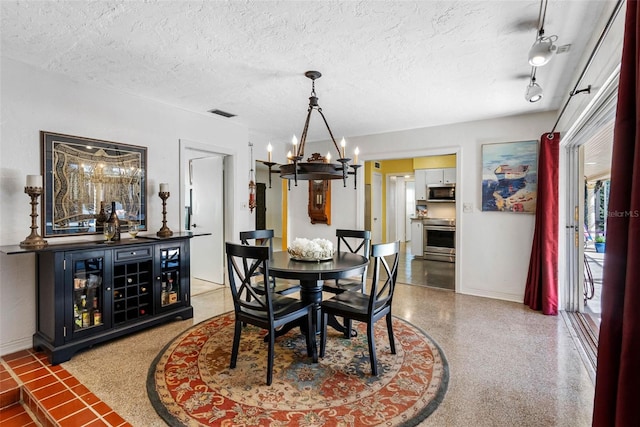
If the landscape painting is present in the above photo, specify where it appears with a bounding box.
[481,140,538,213]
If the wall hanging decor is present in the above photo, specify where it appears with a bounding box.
[481,140,538,213]
[41,131,147,237]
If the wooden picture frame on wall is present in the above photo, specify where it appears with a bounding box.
[41,131,147,237]
[308,180,331,224]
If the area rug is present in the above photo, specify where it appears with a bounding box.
[147,312,449,426]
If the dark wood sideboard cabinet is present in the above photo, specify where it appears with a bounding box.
[8,235,195,364]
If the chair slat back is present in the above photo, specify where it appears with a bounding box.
[226,242,273,316]
[368,241,400,314]
[336,229,372,258]
[240,229,274,259]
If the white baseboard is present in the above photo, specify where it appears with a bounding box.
[0,337,33,358]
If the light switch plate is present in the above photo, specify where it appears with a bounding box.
[463,202,473,213]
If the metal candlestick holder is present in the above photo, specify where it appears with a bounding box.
[20,186,48,248]
[156,191,173,237]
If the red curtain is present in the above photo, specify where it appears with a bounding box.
[593,1,640,425]
[523,132,560,315]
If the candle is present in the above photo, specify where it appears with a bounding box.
[267,143,272,162]
[354,147,359,164]
[159,183,169,193]
[287,151,292,164]
[292,135,298,156]
[26,174,42,188]
[340,137,346,158]
[326,152,331,163]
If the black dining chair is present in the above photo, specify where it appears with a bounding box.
[239,229,301,296]
[322,229,371,294]
[320,240,400,376]
[226,242,317,385]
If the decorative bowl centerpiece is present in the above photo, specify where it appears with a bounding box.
[287,237,334,262]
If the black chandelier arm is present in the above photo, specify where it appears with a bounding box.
[337,158,350,187]
[298,105,314,157]
[350,164,361,189]
[261,161,277,188]
[316,107,342,156]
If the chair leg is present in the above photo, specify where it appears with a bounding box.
[386,313,396,354]
[320,312,328,358]
[343,318,353,338]
[367,321,378,376]
[230,320,242,369]
[267,327,275,386]
[306,310,318,363]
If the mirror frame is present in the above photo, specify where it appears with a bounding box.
[41,131,147,237]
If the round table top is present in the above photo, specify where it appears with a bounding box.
[267,251,368,281]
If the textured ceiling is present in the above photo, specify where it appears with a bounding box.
[1,1,610,147]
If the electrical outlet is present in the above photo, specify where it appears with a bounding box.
[463,202,473,213]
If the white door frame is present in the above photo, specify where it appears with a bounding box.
[559,66,619,311]
[179,139,238,285]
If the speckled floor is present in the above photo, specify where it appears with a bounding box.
[62,282,595,426]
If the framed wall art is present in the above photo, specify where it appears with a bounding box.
[41,131,147,237]
[481,140,538,213]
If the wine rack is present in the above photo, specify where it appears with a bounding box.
[113,260,153,324]
[31,236,193,364]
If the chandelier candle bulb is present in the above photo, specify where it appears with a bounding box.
[267,143,272,162]
[326,152,331,163]
[26,174,42,188]
[159,183,169,193]
[287,151,292,163]
[340,137,346,158]
[292,135,298,154]
[354,147,359,164]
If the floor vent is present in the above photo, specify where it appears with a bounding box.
[208,109,237,118]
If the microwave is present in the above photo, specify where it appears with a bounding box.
[427,184,455,202]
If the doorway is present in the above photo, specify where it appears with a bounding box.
[561,70,617,376]
[180,139,235,293]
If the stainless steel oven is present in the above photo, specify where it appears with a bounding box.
[423,218,455,262]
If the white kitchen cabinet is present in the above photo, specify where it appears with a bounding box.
[424,168,456,185]
[424,169,444,185]
[410,220,423,258]
[443,167,456,184]
[415,169,427,200]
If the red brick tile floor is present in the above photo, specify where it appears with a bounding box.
[0,349,131,427]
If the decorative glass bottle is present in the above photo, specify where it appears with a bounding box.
[107,201,121,241]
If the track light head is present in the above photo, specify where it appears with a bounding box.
[525,79,543,103]
[528,35,558,66]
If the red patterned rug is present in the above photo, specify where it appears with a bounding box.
[147,312,448,426]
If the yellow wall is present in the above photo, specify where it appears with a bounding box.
[413,154,456,169]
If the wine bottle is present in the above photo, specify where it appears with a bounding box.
[96,201,108,227]
[107,201,121,241]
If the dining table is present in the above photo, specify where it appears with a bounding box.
[266,250,369,336]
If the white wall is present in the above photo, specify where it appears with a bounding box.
[0,58,252,356]
[289,111,556,302]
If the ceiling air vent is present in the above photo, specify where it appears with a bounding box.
[208,109,237,118]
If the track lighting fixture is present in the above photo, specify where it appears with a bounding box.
[528,34,558,66]
[525,77,543,103]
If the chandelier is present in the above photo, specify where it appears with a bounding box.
[262,71,361,189]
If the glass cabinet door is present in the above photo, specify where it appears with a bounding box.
[159,245,183,308]
[67,251,110,338]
